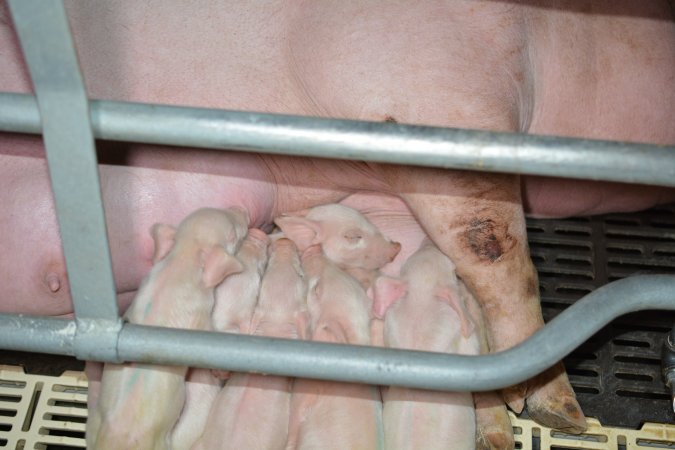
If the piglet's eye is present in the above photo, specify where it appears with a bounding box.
[343,232,363,244]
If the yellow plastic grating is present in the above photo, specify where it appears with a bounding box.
[0,365,88,449]
[0,364,673,449]
[510,413,674,449]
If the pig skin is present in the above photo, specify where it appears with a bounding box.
[462,279,516,450]
[375,240,481,450]
[342,191,516,448]
[158,230,269,449]
[170,368,223,450]
[86,208,248,450]
[191,238,307,450]
[286,246,384,450]
[275,203,401,272]
[211,228,270,334]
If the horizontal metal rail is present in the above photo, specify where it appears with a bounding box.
[1,275,673,391]
[1,92,675,187]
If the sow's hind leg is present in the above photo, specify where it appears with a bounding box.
[380,165,586,433]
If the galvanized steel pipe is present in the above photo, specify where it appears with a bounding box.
[1,275,674,391]
[1,92,674,187]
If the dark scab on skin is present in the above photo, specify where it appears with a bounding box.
[526,274,539,298]
[384,115,397,123]
[463,218,514,262]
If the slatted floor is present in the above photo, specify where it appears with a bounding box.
[529,204,675,427]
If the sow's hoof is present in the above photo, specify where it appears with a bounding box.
[502,385,526,414]
[524,362,587,434]
[526,395,587,434]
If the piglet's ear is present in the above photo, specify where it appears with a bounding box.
[435,286,475,338]
[150,223,177,263]
[273,216,323,251]
[295,310,310,341]
[369,276,407,319]
[201,247,244,288]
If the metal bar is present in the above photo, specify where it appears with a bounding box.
[1,275,673,391]
[1,92,674,187]
[7,1,121,336]
[0,315,76,355]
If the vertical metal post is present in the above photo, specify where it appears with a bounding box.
[8,0,121,360]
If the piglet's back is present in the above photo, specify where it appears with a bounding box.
[86,208,248,450]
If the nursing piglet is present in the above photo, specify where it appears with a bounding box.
[286,245,384,450]
[276,204,401,346]
[211,228,270,333]
[192,238,308,450]
[275,203,401,273]
[86,207,248,450]
[373,239,481,450]
[171,229,269,449]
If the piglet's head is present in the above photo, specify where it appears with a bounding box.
[150,207,248,287]
[206,206,249,255]
[275,204,401,271]
[181,207,249,252]
[199,245,244,288]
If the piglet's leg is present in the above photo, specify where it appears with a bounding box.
[380,166,585,432]
[474,391,515,450]
[84,360,102,440]
[465,281,515,450]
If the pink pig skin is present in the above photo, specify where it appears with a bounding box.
[170,368,222,450]
[84,361,102,414]
[276,202,402,349]
[286,245,384,450]
[275,203,401,272]
[86,208,247,450]
[343,191,516,448]
[461,279,516,450]
[170,229,271,449]
[375,239,481,450]
[192,238,308,450]
[211,228,270,334]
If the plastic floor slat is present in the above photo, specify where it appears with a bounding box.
[1,364,673,449]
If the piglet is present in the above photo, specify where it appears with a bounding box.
[372,239,481,450]
[191,238,308,450]
[277,203,403,348]
[275,203,401,272]
[286,245,384,450]
[169,368,222,450]
[211,228,270,333]
[86,207,248,450]
[171,228,269,449]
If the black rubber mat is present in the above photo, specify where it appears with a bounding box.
[528,204,675,428]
